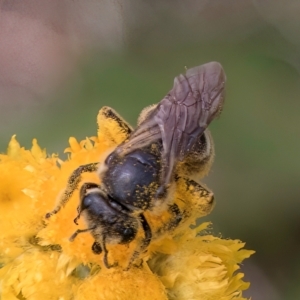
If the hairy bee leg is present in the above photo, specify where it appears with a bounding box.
[175,176,215,218]
[100,237,118,269]
[45,162,99,218]
[73,182,101,225]
[137,104,157,126]
[155,184,168,199]
[154,203,182,237]
[178,130,214,179]
[140,214,152,250]
[165,203,182,230]
[127,214,152,269]
[98,106,133,144]
[69,227,96,242]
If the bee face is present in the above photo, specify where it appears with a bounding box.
[46,62,225,269]
[80,189,139,245]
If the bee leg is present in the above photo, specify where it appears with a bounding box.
[137,104,157,125]
[178,130,214,179]
[45,162,99,218]
[98,106,133,144]
[154,203,182,237]
[175,176,215,218]
[127,214,152,270]
[69,226,96,242]
[139,214,152,251]
[166,203,182,230]
[99,237,118,269]
[155,184,168,199]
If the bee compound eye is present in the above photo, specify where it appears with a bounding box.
[120,226,137,244]
[123,227,134,236]
[82,195,93,209]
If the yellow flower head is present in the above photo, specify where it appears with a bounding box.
[0,108,254,300]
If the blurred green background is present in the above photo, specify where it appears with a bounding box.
[1,1,300,299]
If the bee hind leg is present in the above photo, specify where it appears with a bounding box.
[98,106,133,144]
[178,130,214,179]
[175,176,215,219]
[137,104,157,125]
[154,203,183,237]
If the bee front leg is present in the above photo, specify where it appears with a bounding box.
[97,236,118,269]
[177,130,215,180]
[69,227,96,242]
[153,203,183,237]
[166,203,182,230]
[45,162,99,218]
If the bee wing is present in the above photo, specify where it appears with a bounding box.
[118,62,226,188]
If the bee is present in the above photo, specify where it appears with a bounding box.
[46,62,226,269]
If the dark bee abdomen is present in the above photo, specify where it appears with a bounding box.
[103,149,160,211]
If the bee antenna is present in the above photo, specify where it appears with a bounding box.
[74,214,80,225]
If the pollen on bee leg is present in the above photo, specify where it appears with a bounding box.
[44,189,67,218]
[97,106,133,146]
[174,177,215,220]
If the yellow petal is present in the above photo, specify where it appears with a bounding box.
[31,138,46,160]
[7,135,21,158]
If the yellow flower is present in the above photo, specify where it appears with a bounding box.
[0,110,254,300]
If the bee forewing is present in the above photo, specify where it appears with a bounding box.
[117,62,226,189]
